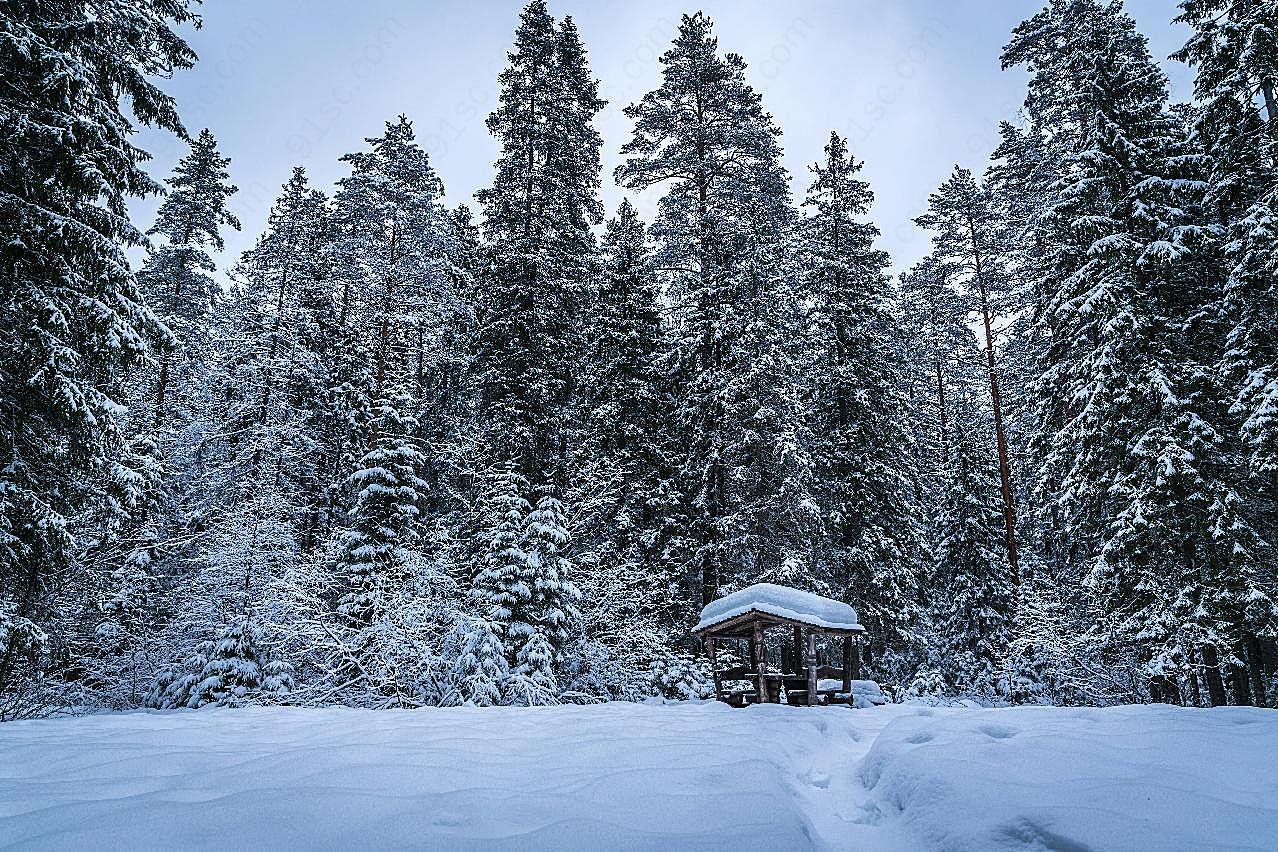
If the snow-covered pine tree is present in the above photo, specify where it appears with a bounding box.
[149,616,294,709]
[454,615,510,706]
[467,463,579,703]
[333,116,458,415]
[469,462,532,637]
[1005,0,1277,699]
[915,167,1020,587]
[930,400,1015,696]
[616,12,819,607]
[222,166,335,495]
[137,129,240,431]
[472,1,604,488]
[337,394,430,624]
[1174,0,1278,704]
[800,131,924,646]
[0,0,199,704]
[519,494,580,652]
[570,199,675,639]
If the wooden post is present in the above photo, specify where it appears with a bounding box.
[807,630,819,706]
[792,625,803,674]
[708,637,722,703]
[753,623,768,704]
[849,636,861,681]
[842,636,853,695]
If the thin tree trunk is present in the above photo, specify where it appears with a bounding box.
[1230,643,1254,706]
[967,215,1019,586]
[1201,644,1228,707]
[934,359,950,465]
[153,350,170,429]
[1246,635,1268,708]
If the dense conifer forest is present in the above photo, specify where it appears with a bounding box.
[1,0,1276,716]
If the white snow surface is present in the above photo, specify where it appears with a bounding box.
[694,583,862,633]
[1,702,1276,851]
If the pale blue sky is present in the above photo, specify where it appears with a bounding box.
[133,0,1193,275]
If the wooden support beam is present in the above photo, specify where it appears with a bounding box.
[806,630,819,707]
[842,636,853,695]
[849,636,861,681]
[708,637,722,703]
[753,623,768,704]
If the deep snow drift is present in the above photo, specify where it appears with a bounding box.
[1,702,1275,850]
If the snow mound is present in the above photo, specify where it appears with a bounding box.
[818,679,887,708]
[0,702,892,851]
[3,702,1274,851]
[860,704,1278,852]
[695,583,862,633]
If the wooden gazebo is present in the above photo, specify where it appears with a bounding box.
[692,583,865,707]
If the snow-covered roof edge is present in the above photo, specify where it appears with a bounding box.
[693,583,863,633]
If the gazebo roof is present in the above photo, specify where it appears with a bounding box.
[692,583,864,636]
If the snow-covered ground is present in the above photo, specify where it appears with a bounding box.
[1,702,1275,851]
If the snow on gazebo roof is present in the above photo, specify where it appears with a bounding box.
[693,583,863,634]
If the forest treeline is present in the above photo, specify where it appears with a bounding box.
[0,0,1274,716]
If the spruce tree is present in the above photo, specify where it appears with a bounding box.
[1005,0,1277,691]
[915,167,1020,586]
[138,129,240,430]
[800,132,923,643]
[337,395,429,624]
[576,199,670,584]
[616,12,818,606]
[333,116,457,413]
[1175,0,1278,702]
[0,0,199,699]
[472,0,604,487]
[470,463,533,635]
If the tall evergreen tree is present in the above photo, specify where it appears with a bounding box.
[0,0,199,700]
[1175,0,1278,702]
[1005,0,1277,693]
[616,12,818,607]
[915,167,1020,586]
[472,0,604,487]
[137,129,240,430]
[800,132,923,642]
[333,116,457,415]
[576,199,669,578]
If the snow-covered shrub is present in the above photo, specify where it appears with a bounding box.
[149,617,294,709]
[999,575,1145,706]
[507,632,560,706]
[263,548,463,708]
[452,616,510,706]
[647,651,714,701]
[0,603,53,720]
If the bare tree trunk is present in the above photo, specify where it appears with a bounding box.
[967,216,1019,586]
[153,350,170,429]
[1229,643,1253,706]
[1187,646,1203,707]
[1246,635,1268,708]
[1201,644,1228,707]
